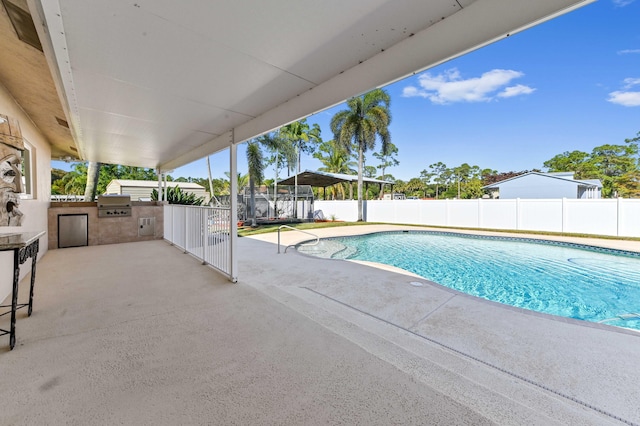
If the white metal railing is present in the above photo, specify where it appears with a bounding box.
[277,225,319,254]
[164,204,233,279]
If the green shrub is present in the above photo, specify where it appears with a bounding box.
[151,186,204,205]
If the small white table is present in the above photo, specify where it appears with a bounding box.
[0,231,45,350]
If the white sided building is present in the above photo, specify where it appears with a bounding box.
[106,179,209,203]
[483,172,602,199]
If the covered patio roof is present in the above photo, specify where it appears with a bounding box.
[6,0,593,169]
[278,170,390,188]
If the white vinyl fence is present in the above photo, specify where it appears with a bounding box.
[314,198,640,238]
[164,204,232,278]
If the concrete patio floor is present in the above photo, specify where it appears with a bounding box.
[1,225,639,425]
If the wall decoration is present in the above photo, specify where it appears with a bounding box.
[0,114,24,226]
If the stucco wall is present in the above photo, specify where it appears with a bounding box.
[0,81,51,303]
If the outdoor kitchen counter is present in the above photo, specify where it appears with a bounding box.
[48,202,164,249]
[0,231,45,350]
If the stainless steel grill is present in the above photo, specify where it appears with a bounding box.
[97,195,132,217]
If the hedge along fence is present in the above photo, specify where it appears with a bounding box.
[314,198,640,238]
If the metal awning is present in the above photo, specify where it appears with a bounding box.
[278,170,390,187]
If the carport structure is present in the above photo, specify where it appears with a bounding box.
[2,0,595,281]
[278,170,391,200]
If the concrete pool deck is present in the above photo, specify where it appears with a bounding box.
[1,224,639,424]
[248,225,640,424]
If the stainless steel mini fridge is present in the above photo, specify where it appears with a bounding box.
[58,214,88,248]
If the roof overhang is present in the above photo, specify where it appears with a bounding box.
[25,0,593,170]
[483,172,603,189]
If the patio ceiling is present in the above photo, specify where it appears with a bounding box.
[16,0,592,170]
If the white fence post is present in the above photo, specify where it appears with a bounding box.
[617,197,621,237]
[561,197,566,233]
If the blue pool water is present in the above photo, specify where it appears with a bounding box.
[298,231,640,330]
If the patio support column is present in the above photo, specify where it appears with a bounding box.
[163,173,168,202]
[229,132,238,283]
[157,170,162,202]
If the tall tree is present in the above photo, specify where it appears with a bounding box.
[246,140,264,227]
[543,133,640,197]
[419,169,434,197]
[83,161,101,201]
[313,139,356,200]
[590,143,638,197]
[331,88,391,221]
[543,150,597,179]
[373,142,399,199]
[428,162,448,199]
[259,132,296,180]
[278,119,322,175]
[277,120,321,217]
[224,172,249,193]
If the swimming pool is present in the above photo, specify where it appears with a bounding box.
[297,231,640,331]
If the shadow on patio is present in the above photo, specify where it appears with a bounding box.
[1,231,639,425]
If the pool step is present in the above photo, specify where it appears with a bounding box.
[297,240,357,259]
[598,313,640,323]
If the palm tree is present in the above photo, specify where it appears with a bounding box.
[83,161,101,201]
[313,139,356,199]
[224,172,249,193]
[55,162,87,195]
[254,132,296,218]
[246,140,264,227]
[331,89,391,221]
[278,119,322,175]
[277,119,322,217]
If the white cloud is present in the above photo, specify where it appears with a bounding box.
[617,49,640,55]
[612,0,635,6]
[607,91,640,106]
[608,78,640,106]
[402,68,534,104]
[498,84,536,98]
[402,86,421,97]
[623,77,640,88]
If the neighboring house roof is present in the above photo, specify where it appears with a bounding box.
[109,179,205,189]
[579,179,603,187]
[482,172,602,189]
[278,170,391,187]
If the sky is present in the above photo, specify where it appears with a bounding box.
[52,0,640,182]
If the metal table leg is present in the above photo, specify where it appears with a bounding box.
[10,247,19,349]
[26,240,39,316]
[1,232,43,350]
